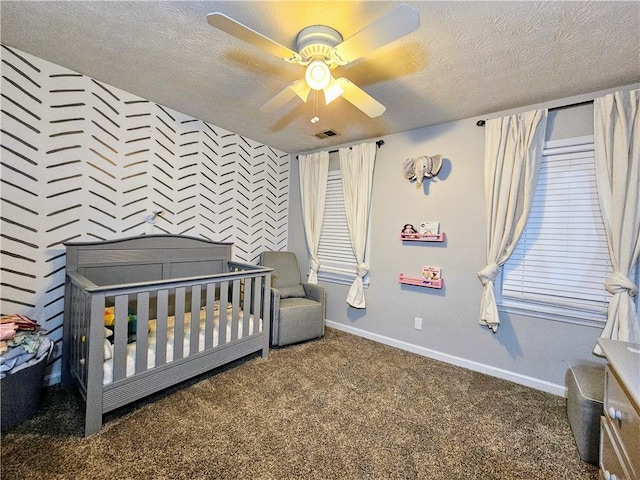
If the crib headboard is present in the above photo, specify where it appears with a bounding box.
[65,235,233,287]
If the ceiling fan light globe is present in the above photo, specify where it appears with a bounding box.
[305,60,331,90]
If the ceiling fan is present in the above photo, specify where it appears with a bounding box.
[207,4,420,119]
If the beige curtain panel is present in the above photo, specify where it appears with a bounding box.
[298,151,330,284]
[593,89,640,355]
[478,109,548,332]
[339,142,377,308]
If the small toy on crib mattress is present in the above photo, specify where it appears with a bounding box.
[104,306,138,344]
[104,307,115,326]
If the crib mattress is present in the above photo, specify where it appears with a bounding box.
[103,308,259,385]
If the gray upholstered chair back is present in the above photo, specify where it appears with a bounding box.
[260,251,301,288]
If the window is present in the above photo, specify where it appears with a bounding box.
[316,170,370,286]
[499,135,614,326]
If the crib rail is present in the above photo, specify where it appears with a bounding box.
[63,262,271,435]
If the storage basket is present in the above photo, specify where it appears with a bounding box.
[1,341,52,432]
[566,364,604,465]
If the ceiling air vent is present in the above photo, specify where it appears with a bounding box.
[314,129,341,139]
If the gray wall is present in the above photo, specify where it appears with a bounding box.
[287,88,637,394]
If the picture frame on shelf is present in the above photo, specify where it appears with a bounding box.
[422,265,441,281]
[419,221,439,234]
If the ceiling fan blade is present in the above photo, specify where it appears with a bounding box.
[260,80,309,113]
[335,78,386,118]
[323,77,344,105]
[207,12,302,63]
[290,80,311,102]
[331,4,420,66]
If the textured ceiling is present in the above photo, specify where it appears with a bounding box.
[1,1,639,154]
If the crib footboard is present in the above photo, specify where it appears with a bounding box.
[63,251,271,437]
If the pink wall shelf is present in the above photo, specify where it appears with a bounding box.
[398,273,443,289]
[400,232,445,242]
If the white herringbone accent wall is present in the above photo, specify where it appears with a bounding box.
[0,45,289,382]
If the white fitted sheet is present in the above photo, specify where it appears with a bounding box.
[103,308,259,385]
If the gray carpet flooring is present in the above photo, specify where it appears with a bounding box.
[1,328,598,480]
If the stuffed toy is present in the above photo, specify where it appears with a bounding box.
[402,154,443,186]
[104,306,137,343]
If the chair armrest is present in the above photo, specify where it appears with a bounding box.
[270,287,281,317]
[302,282,325,305]
[302,283,326,322]
[269,287,281,344]
[270,287,281,305]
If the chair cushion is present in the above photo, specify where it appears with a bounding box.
[278,284,306,298]
[277,298,324,346]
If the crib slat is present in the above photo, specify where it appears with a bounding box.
[261,274,270,356]
[174,287,185,361]
[83,291,92,386]
[71,288,78,382]
[69,286,82,383]
[156,289,168,367]
[204,283,215,349]
[190,284,201,355]
[253,276,262,334]
[230,279,240,341]
[219,281,228,345]
[113,295,129,381]
[243,277,251,335]
[135,291,150,374]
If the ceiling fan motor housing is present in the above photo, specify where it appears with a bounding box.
[296,25,343,62]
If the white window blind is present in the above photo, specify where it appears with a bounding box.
[316,170,368,285]
[500,135,612,325]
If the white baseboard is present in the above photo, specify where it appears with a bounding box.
[326,320,566,397]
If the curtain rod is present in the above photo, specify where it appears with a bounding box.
[476,99,594,127]
[296,139,384,159]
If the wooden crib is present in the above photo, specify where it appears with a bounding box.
[62,235,272,436]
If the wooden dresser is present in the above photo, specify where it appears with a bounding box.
[597,338,640,480]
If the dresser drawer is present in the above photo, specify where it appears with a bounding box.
[600,417,633,480]
[605,366,640,478]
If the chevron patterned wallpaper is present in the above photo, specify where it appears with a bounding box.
[0,45,290,383]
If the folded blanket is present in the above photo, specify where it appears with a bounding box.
[0,329,49,379]
[8,331,43,354]
[0,323,18,341]
[0,314,39,332]
[0,335,52,379]
[0,346,34,375]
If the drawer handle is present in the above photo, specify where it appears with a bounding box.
[607,406,622,421]
[603,470,618,480]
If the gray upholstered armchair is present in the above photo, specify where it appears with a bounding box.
[259,251,326,347]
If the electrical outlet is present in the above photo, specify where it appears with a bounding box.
[414,317,423,330]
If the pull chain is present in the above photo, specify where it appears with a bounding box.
[311,90,319,124]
